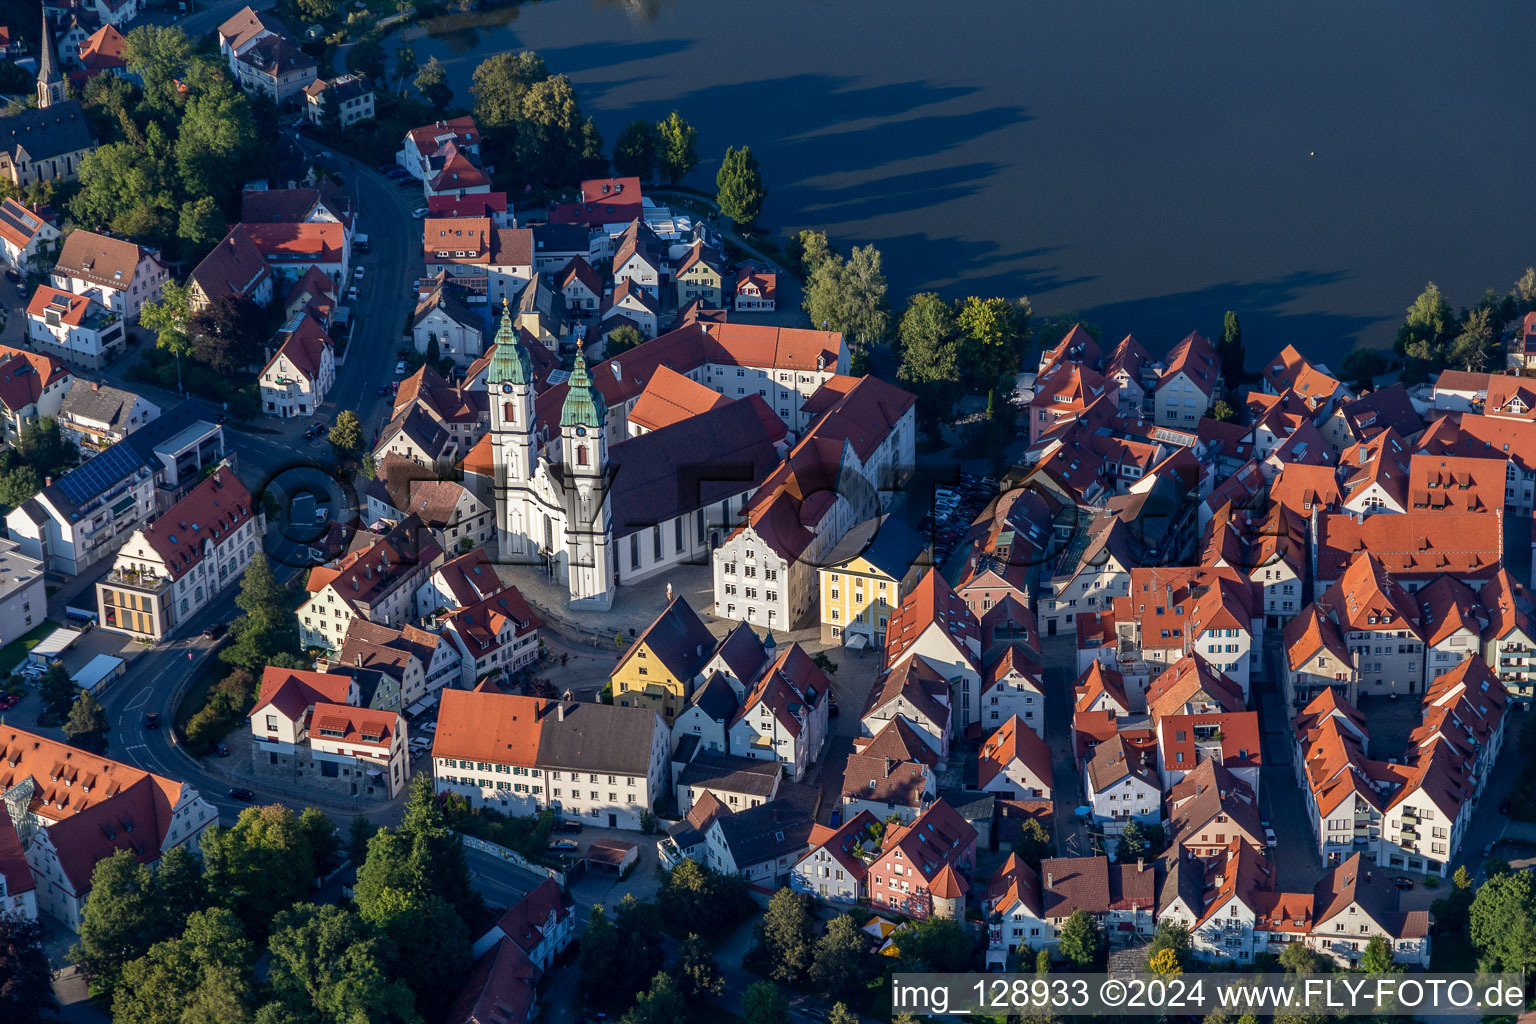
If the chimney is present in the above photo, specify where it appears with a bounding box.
[355,654,363,667]
[91,381,99,390]
[1137,857,1144,872]
[884,757,894,777]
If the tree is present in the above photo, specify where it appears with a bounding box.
[175,71,259,209]
[470,50,549,131]
[178,195,226,257]
[898,915,972,973]
[71,140,178,252]
[72,848,204,991]
[1116,820,1153,863]
[393,45,418,94]
[1449,306,1497,372]
[897,292,960,424]
[578,901,666,1011]
[1213,399,1238,422]
[112,908,254,1024]
[657,860,751,941]
[141,282,195,391]
[743,981,788,1024]
[826,1004,858,1024]
[264,904,420,1024]
[803,246,890,358]
[190,295,267,375]
[809,914,869,1001]
[1469,870,1536,974]
[202,805,318,931]
[790,229,831,275]
[0,912,56,1022]
[1219,310,1245,377]
[1147,921,1192,971]
[348,814,378,866]
[605,324,646,357]
[413,57,452,108]
[1516,267,1536,313]
[673,933,724,1000]
[1340,347,1390,387]
[1056,910,1102,968]
[654,110,698,183]
[715,145,766,225]
[1278,940,1320,974]
[38,661,77,722]
[516,75,588,185]
[1453,865,1473,890]
[0,465,39,510]
[64,691,110,752]
[234,551,284,619]
[1397,281,1455,364]
[17,417,78,478]
[755,888,815,983]
[298,808,340,879]
[957,295,1028,388]
[622,971,686,1024]
[1357,935,1398,974]
[1147,947,1181,975]
[122,24,192,115]
[329,409,364,460]
[612,120,657,180]
[1034,947,1051,974]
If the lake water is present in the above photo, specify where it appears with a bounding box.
[388,0,1536,363]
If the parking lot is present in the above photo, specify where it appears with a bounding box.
[922,471,998,564]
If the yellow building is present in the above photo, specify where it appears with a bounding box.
[612,595,717,721]
[674,242,724,309]
[819,516,930,647]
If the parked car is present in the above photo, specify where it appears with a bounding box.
[377,384,391,396]
[1393,876,1414,890]
[1483,841,1496,857]
[216,743,230,758]
[347,286,358,302]
[228,788,256,802]
[354,265,365,280]
[303,426,316,439]
[412,206,429,218]
[202,623,227,641]
[547,838,579,853]
[1263,827,1278,848]
[828,698,840,718]
[395,360,407,376]
[143,712,160,730]
[554,820,583,835]
[376,163,396,174]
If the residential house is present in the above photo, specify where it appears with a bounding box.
[1480,570,1536,700]
[217,5,286,68]
[245,222,349,288]
[865,799,978,920]
[422,219,533,307]
[232,32,318,104]
[818,514,929,647]
[790,810,879,904]
[1164,758,1267,859]
[5,438,155,574]
[1038,855,1156,947]
[734,265,776,312]
[703,798,816,887]
[248,667,409,799]
[611,595,717,721]
[0,198,60,273]
[187,225,274,312]
[0,726,218,928]
[413,279,484,364]
[1283,604,1358,713]
[883,569,982,732]
[24,285,124,369]
[980,643,1045,735]
[674,241,724,308]
[51,230,168,320]
[1153,331,1221,427]
[0,538,44,646]
[674,750,780,816]
[556,257,602,316]
[977,714,1053,799]
[398,117,481,181]
[432,689,670,830]
[841,717,939,824]
[859,657,953,761]
[601,278,660,339]
[727,643,830,781]
[258,310,334,418]
[303,73,374,126]
[331,619,461,712]
[611,220,663,298]
[95,466,259,641]
[296,516,443,652]
[1083,734,1161,838]
[1318,553,1426,697]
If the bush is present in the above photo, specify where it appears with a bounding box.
[181,667,257,756]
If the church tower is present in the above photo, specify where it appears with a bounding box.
[559,353,614,609]
[36,9,64,110]
[486,298,536,559]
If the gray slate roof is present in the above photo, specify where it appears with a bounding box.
[677,751,780,798]
[534,701,661,776]
[0,101,95,163]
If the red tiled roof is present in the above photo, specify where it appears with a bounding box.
[245,221,345,260]
[26,284,94,326]
[977,715,1052,791]
[308,703,399,748]
[138,467,254,582]
[250,667,353,720]
[885,569,978,670]
[1317,511,1502,583]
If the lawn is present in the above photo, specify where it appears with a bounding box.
[0,622,59,675]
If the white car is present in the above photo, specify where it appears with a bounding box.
[395,360,407,375]
[412,207,429,219]
[1264,827,1278,848]
[347,286,358,302]
[354,265,364,280]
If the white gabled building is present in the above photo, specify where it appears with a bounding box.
[726,643,830,782]
[1082,734,1161,838]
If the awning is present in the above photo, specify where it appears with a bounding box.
[366,769,383,777]
[845,633,868,650]
[111,494,136,515]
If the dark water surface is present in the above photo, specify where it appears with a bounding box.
[389,0,1536,361]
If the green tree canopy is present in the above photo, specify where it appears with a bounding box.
[654,110,698,183]
[1219,310,1245,377]
[621,971,687,1024]
[64,690,110,752]
[413,57,452,108]
[1397,281,1455,362]
[957,295,1029,388]
[201,804,318,932]
[112,908,255,1024]
[122,24,193,115]
[71,847,207,991]
[754,888,815,984]
[657,859,751,940]
[471,50,550,131]
[802,245,890,358]
[264,903,421,1024]
[897,292,960,424]
[673,933,724,1000]
[516,75,590,185]
[809,914,871,1002]
[329,409,364,459]
[743,981,788,1024]
[1469,870,1536,974]
[606,323,646,357]
[1357,935,1399,974]
[190,294,267,375]
[1056,909,1103,968]
[1147,921,1192,971]
[612,119,657,180]
[715,145,766,225]
[0,912,56,1022]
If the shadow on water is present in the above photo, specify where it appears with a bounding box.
[1077,271,1390,362]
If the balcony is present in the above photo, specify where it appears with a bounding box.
[104,567,170,594]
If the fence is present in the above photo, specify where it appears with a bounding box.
[457,831,566,886]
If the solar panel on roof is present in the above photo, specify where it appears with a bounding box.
[55,441,144,506]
